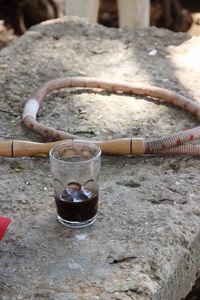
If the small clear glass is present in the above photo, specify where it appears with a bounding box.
[49,141,101,228]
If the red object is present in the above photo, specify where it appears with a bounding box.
[0,217,11,240]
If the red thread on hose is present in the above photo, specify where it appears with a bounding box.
[161,144,166,150]
[128,90,133,94]
[189,134,194,141]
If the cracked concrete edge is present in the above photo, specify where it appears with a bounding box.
[154,232,200,300]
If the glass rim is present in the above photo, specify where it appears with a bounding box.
[49,140,101,165]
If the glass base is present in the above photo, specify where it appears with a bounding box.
[57,215,96,228]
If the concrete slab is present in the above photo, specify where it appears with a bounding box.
[0,17,200,300]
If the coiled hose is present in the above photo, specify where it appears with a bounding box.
[22,77,200,157]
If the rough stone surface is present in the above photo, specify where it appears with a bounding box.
[1,17,200,300]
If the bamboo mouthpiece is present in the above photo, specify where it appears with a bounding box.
[98,138,145,155]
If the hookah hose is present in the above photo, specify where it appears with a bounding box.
[1,76,200,157]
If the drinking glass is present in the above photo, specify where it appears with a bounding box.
[49,141,101,228]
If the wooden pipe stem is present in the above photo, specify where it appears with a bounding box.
[0,138,145,157]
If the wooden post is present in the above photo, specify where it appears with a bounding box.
[65,0,100,22]
[117,0,150,28]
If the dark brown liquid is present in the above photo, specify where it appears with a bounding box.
[55,182,98,222]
